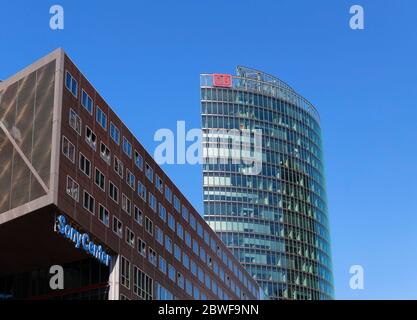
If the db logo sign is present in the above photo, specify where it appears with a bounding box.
[213,74,232,88]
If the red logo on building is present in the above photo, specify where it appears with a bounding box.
[213,74,232,88]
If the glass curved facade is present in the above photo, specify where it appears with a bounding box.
[201,67,334,300]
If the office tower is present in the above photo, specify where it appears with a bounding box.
[201,67,334,299]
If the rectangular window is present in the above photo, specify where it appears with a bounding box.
[137,180,147,201]
[197,222,203,238]
[126,169,135,190]
[182,205,189,222]
[173,195,181,213]
[62,136,75,163]
[165,235,173,253]
[168,265,176,282]
[192,239,199,256]
[177,222,184,240]
[200,247,206,263]
[186,279,192,296]
[174,244,181,262]
[145,163,153,182]
[98,204,109,226]
[122,194,132,215]
[159,256,167,275]
[204,230,210,245]
[138,237,146,257]
[85,126,97,150]
[133,266,153,300]
[134,206,143,225]
[65,71,78,97]
[148,247,157,266]
[185,231,191,248]
[190,214,196,231]
[168,213,175,231]
[79,153,91,177]
[191,260,197,277]
[177,272,184,289]
[145,217,153,236]
[83,191,95,214]
[126,227,135,247]
[66,176,79,202]
[95,168,105,191]
[114,156,123,178]
[109,180,119,203]
[123,137,132,158]
[96,106,107,130]
[198,267,204,283]
[121,256,130,289]
[110,122,120,145]
[69,109,81,135]
[100,142,111,165]
[155,226,163,245]
[165,185,172,203]
[158,203,166,222]
[134,150,143,170]
[183,253,189,270]
[81,89,93,114]
[149,192,156,212]
[155,175,163,193]
[112,216,123,238]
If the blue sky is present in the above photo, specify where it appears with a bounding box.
[1,0,417,299]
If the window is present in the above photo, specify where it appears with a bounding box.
[190,214,196,231]
[192,239,199,256]
[96,106,107,130]
[145,163,153,182]
[155,283,173,300]
[65,71,78,97]
[191,260,197,277]
[165,185,172,203]
[168,213,175,231]
[137,180,146,201]
[155,175,163,193]
[79,153,91,177]
[186,279,192,296]
[173,195,181,213]
[114,156,123,178]
[95,168,105,191]
[174,244,181,262]
[123,137,132,158]
[198,267,204,283]
[122,194,132,215]
[149,192,156,212]
[134,150,143,170]
[121,256,130,289]
[112,216,123,238]
[100,142,111,165]
[177,272,184,289]
[145,217,153,235]
[62,136,75,163]
[205,274,211,290]
[168,265,175,282]
[109,181,119,203]
[177,222,184,240]
[193,286,200,300]
[197,222,203,238]
[200,247,206,263]
[85,126,97,150]
[126,169,135,190]
[133,266,153,300]
[81,89,93,114]
[98,204,109,226]
[134,206,143,225]
[155,226,163,245]
[138,238,146,257]
[165,235,172,253]
[182,205,189,222]
[66,176,79,202]
[110,122,120,145]
[126,227,135,247]
[148,247,157,266]
[183,253,189,270]
[69,109,81,135]
[204,230,210,245]
[185,231,191,248]
[158,203,166,222]
[159,256,167,275]
[83,191,95,214]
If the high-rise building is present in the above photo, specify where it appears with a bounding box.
[201,67,334,299]
[0,50,261,300]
